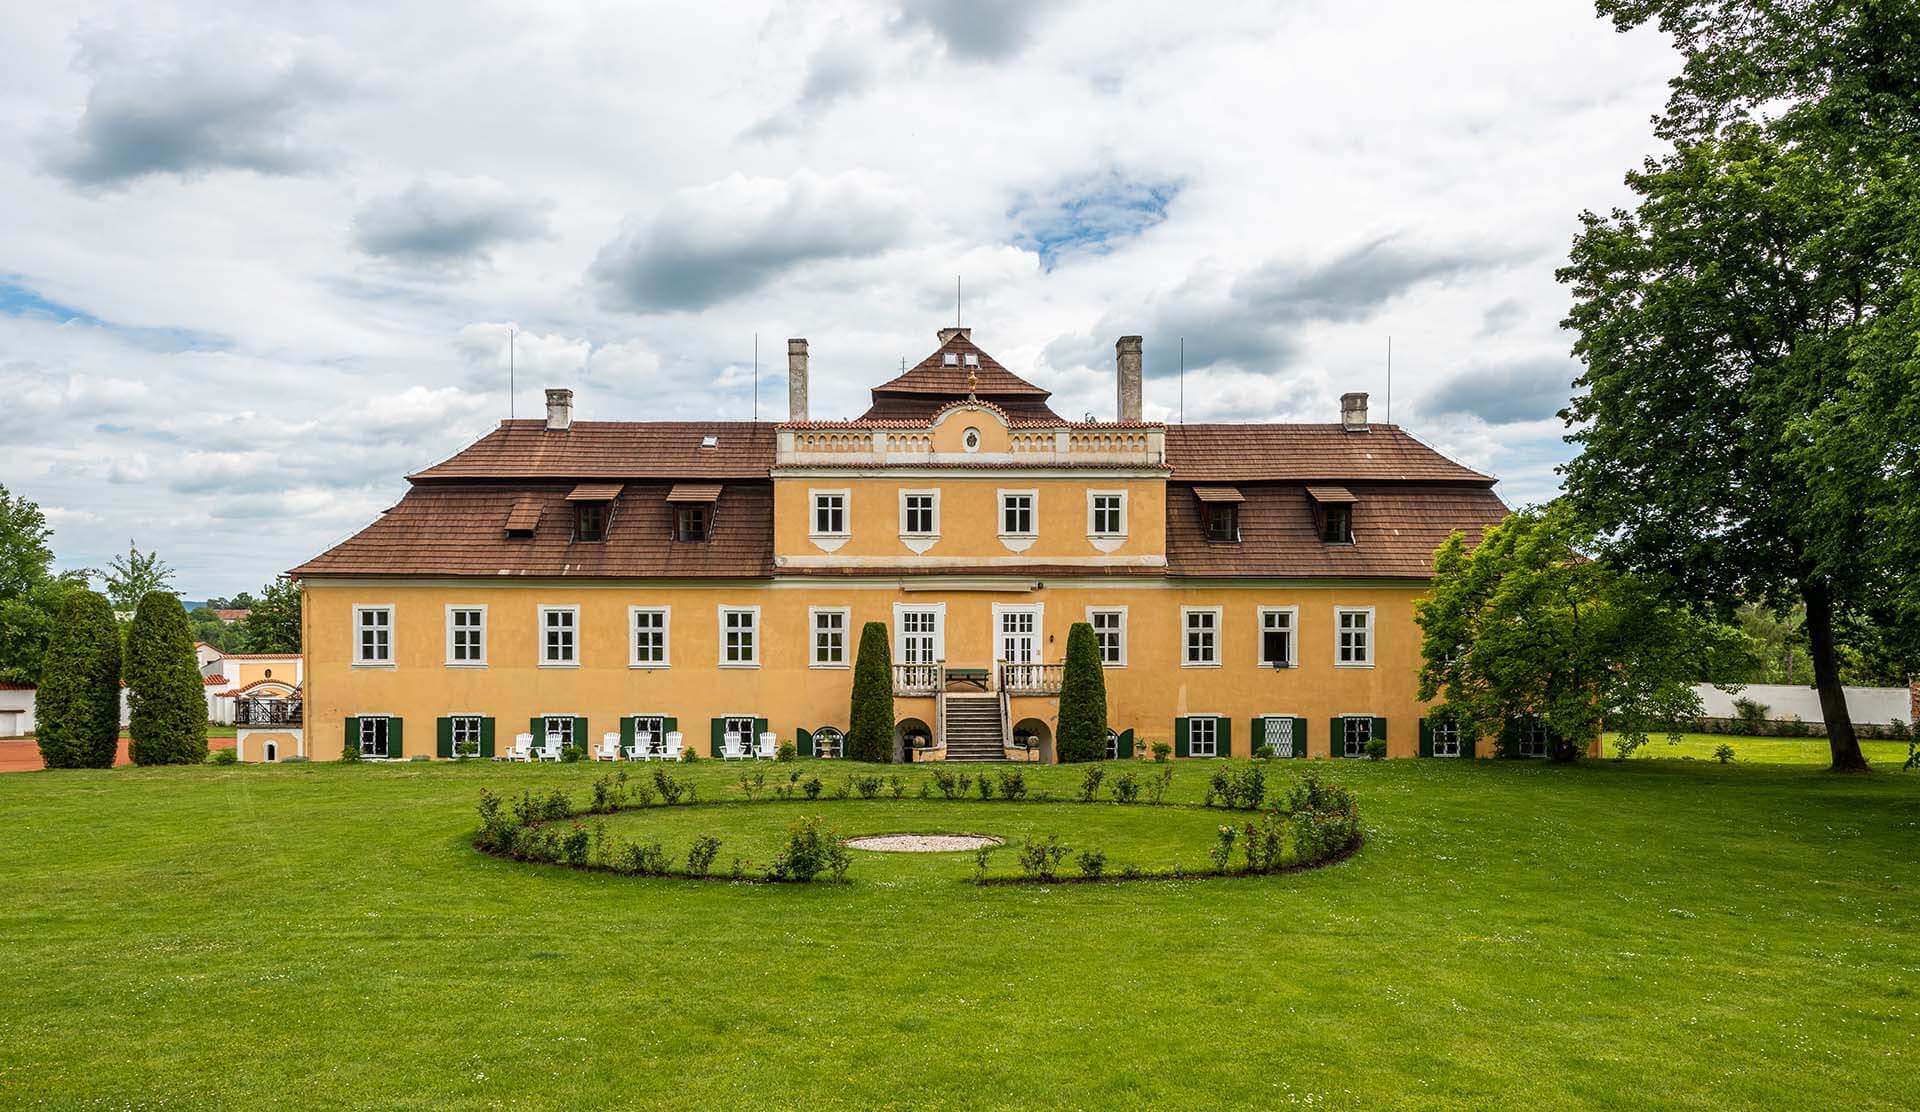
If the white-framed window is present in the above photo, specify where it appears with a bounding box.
[900,489,939,537]
[1258,607,1297,668]
[451,714,483,759]
[943,351,959,366]
[810,490,848,537]
[1188,715,1219,757]
[1088,490,1127,537]
[445,606,486,666]
[1182,607,1221,667]
[542,714,577,751]
[539,606,579,666]
[894,603,947,686]
[963,352,979,367]
[1433,718,1461,758]
[1516,718,1551,758]
[810,607,849,668]
[1087,607,1127,667]
[1336,607,1374,667]
[999,490,1036,537]
[1342,715,1373,758]
[353,605,393,666]
[720,606,759,667]
[629,607,669,667]
[358,715,391,757]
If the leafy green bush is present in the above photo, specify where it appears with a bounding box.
[1208,825,1238,873]
[125,592,208,765]
[972,844,993,884]
[652,768,687,805]
[995,768,1027,800]
[887,774,906,799]
[803,775,822,801]
[1205,765,1266,810]
[1731,697,1769,733]
[853,773,883,799]
[1055,622,1108,762]
[1713,742,1736,764]
[847,622,894,762]
[680,746,701,762]
[559,822,591,866]
[615,841,670,876]
[1366,737,1388,760]
[687,835,722,876]
[932,767,964,799]
[590,772,629,813]
[539,789,572,822]
[1109,771,1139,804]
[777,741,796,761]
[1075,848,1107,879]
[1151,741,1171,762]
[1078,765,1106,802]
[1016,835,1069,880]
[769,816,844,882]
[738,769,766,800]
[1147,766,1174,804]
[975,775,995,800]
[34,589,121,769]
[206,747,238,766]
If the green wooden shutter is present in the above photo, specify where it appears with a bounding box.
[574,717,589,752]
[1174,717,1189,758]
[529,717,543,746]
[1463,728,1478,760]
[1501,717,1521,759]
[620,716,635,752]
[710,718,725,757]
[1119,728,1134,759]
[389,717,404,759]
[664,716,678,736]
[436,717,453,759]
[344,716,359,760]
[1218,717,1233,758]
[1419,716,1433,758]
[480,718,496,758]
[1373,717,1387,752]
[797,728,814,757]
[1330,717,1342,759]
[1250,717,1266,756]
[1291,718,1307,758]
[754,717,768,748]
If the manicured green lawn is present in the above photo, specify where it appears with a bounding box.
[1,757,1915,1109]
[1608,730,1915,766]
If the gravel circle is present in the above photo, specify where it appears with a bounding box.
[845,833,1004,853]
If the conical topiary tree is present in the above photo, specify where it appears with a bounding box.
[847,621,894,763]
[126,592,209,765]
[1055,621,1108,763]
[35,589,122,769]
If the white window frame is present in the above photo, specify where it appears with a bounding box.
[943,352,959,366]
[998,489,1037,538]
[1188,715,1220,757]
[445,605,487,667]
[719,605,760,668]
[1335,606,1375,668]
[1086,606,1128,668]
[899,488,940,540]
[541,714,578,751]
[1086,490,1128,538]
[538,605,580,668]
[1342,714,1374,758]
[810,607,850,669]
[1182,606,1222,668]
[1433,718,1462,758]
[809,488,849,538]
[450,714,484,759]
[963,352,979,366]
[1257,606,1298,668]
[352,605,394,667]
[357,714,391,757]
[894,602,948,665]
[1517,719,1551,758]
[628,606,670,668]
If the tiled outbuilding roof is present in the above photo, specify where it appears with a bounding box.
[1165,483,1509,578]
[411,421,776,482]
[1166,425,1492,484]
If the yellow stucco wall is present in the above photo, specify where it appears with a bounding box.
[235,729,302,762]
[772,477,1167,563]
[301,579,1458,761]
[232,661,298,687]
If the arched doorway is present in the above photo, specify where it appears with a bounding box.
[264,741,279,763]
[1012,717,1054,764]
[894,717,932,763]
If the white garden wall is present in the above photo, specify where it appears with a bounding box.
[1692,683,1911,726]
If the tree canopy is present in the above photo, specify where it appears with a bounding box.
[34,590,122,769]
[0,484,88,685]
[102,541,175,615]
[235,578,301,653]
[1054,622,1108,763]
[1417,506,1748,760]
[846,622,894,763]
[125,592,209,766]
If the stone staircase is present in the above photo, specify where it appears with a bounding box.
[941,694,1007,761]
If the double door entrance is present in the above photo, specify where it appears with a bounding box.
[891,605,1044,690]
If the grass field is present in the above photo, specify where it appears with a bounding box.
[1,754,1915,1109]
[1610,730,1915,766]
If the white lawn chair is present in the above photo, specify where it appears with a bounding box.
[756,731,777,759]
[537,732,564,762]
[625,731,651,761]
[597,733,621,761]
[504,733,533,762]
[662,731,683,761]
[723,731,745,760]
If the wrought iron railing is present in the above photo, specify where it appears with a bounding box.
[997,661,1064,695]
[235,697,302,726]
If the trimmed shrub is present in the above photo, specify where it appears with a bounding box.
[206,747,238,766]
[125,592,209,765]
[847,622,894,762]
[1055,622,1109,763]
[35,589,121,769]
[769,816,839,881]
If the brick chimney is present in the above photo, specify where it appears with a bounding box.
[1116,335,1143,422]
[937,326,972,344]
[787,338,809,421]
[1341,391,1369,432]
[544,388,573,431]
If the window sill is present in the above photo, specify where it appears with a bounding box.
[718,662,761,669]
[1335,662,1375,669]
[1181,661,1222,669]
[809,662,850,670]
[445,662,488,669]
[351,662,396,670]
[628,663,671,670]
[539,662,582,669]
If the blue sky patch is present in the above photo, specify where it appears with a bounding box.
[1008,170,1181,271]
[0,275,228,353]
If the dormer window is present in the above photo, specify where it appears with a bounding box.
[574,502,608,542]
[1307,486,1358,544]
[674,505,708,542]
[1193,486,1244,543]
[963,353,979,367]
[943,352,959,366]
[665,483,721,542]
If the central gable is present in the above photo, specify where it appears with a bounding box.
[861,328,1063,421]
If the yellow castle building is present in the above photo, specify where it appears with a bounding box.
[291,327,1512,763]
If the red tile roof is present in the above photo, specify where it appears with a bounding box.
[862,331,1063,421]
[1166,425,1493,484]
[1166,483,1510,578]
[411,421,776,482]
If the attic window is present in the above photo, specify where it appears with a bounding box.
[943,352,959,366]
[574,502,609,543]
[1205,503,1239,543]
[1307,486,1358,544]
[963,353,979,367]
[700,435,719,449]
[674,505,709,542]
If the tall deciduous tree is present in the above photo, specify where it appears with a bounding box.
[1417,507,1748,760]
[846,621,894,763]
[35,590,122,769]
[1563,1,1920,769]
[1054,622,1108,763]
[236,578,302,653]
[0,484,88,685]
[125,592,209,765]
[102,541,175,615]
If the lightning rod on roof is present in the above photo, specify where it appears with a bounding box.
[956,275,962,327]
[1387,335,1393,425]
[1179,337,1185,425]
[753,333,759,423]
[508,327,516,420]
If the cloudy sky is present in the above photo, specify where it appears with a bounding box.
[0,1,1679,596]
